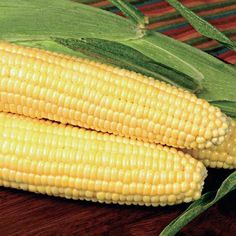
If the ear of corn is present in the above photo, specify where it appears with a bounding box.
[0,112,207,206]
[0,42,230,149]
[187,120,236,169]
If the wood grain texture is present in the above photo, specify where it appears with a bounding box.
[0,169,235,236]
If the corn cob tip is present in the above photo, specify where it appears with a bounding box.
[186,120,236,169]
[201,112,230,149]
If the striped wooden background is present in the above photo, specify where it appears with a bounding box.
[83,0,236,64]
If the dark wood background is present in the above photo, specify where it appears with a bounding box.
[0,169,235,236]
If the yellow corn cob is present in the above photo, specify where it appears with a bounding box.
[0,42,229,149]
[0,112,207,206]
[187,120,236,169]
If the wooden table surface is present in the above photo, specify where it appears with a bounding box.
[0,169,235,236]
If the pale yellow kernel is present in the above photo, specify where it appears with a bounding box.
[134,195,142,202]
[33,175,41,185]
[159,172,167,184]
[222,122,229,130]
[173,183,181,194]
[71,189,79,198]
[184,197,193,203]
[170,118,178,130]
[185,190,193,197]
[176,172,183,182]
[212,137,220,144]
[51,187,60,195]
[226,156,234,165]
[185,134,195,143]
[212,129,219,138]
[135,127,142,137]
[190,142,197,149]
[143,196,150,203]
[218,136,225,144]
[123,171,132,182]
[193,192,201,200]
[159,195,167,203]
[181,182,189,192]
[65,188,72,197]
[37,185,46,193]
[209,106,218,114]
[205,141,213,148]
[122,185,130,195]
[150,196,159,203]
[190,182,197,190]
[196,137,205,144]
[165,184,173,194]
[157,184,165,195]
[143,184,152,195]
[198,144,205,149]
[185,171,193,181]
[96,192,105,200]
[215,119,222,127]
[222,163,229,169]
[168,195,176,203]
[119,195,126,202]
[126,195,133,202]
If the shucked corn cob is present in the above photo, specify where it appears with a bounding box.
[187,120,236,169]
[0,42,230,149]
[0,112,207,206]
